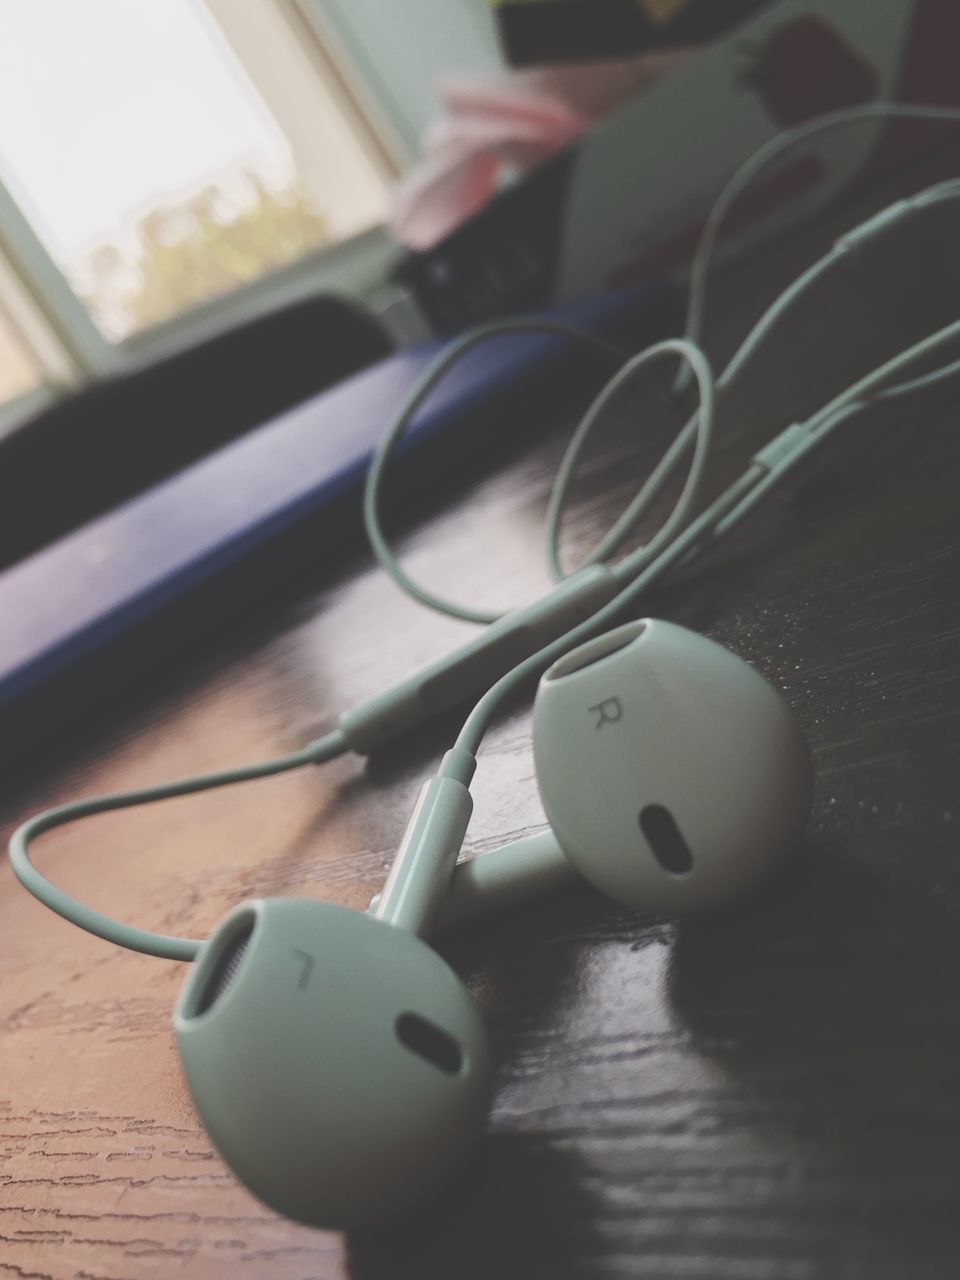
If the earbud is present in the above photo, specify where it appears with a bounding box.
[174,771,492,1230]
[437,619,812,927]
[174,620,808,1228]
[535,618,812,910]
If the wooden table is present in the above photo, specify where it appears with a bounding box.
[2,165,959,1279]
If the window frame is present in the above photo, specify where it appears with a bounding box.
[0,383,57,445]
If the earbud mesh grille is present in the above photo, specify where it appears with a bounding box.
[196,922,254,1015]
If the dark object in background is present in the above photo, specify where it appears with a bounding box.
[0,285,680,771]
[492,0,779,66]
[0,294,392,571]
[393,151,577,335]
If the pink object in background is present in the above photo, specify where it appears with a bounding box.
[391,54,688,251]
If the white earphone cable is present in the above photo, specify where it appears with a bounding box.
[678,101,960,392]
[10,106,960,960]
[449,305,960,762]
[546,247,843,581]
[8,731,347,961]
[362,320,627,626]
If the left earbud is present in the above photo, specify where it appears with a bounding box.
[174,773,493,1230]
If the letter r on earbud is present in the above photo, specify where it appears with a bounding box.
[589,697,623,730]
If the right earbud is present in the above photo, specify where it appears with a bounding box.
[535,617,812,912]
[440,619,812,926]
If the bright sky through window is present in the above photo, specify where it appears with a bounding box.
[0,0,289,258]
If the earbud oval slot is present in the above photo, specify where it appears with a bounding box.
[639,804,694,875]
[395,1012,464,1075]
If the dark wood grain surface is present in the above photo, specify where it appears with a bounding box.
[2,165,960,1279]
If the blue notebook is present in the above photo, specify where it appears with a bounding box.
[0,285,678,763]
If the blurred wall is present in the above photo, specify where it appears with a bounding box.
[304,0,503,157]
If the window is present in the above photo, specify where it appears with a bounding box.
[0,0,392,345]
[0,0,497,414]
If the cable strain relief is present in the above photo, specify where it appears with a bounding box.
[752,423,811,474]
[439,747,477,787]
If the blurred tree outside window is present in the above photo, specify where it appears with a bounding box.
[0,0,391,346]
[77,172,332,339]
